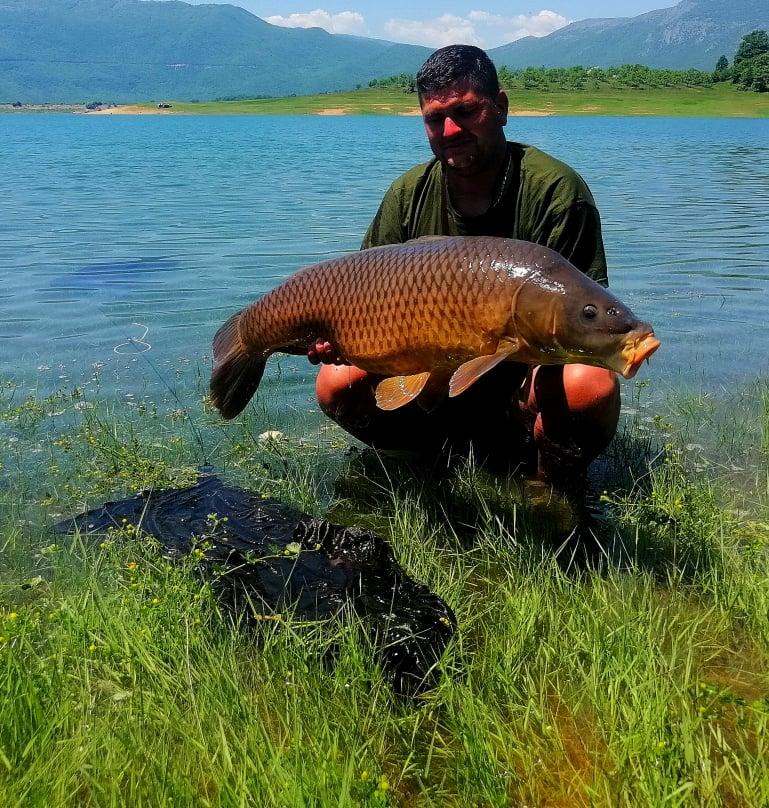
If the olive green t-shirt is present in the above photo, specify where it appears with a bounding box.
[361,142,608,286]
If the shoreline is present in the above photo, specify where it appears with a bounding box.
[80,104,554,117]
[2,86,768,118]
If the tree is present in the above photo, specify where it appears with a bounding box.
[734,30,769,69]
[713,54,730,81]
[738,52,769,92]
[731,30,769,91]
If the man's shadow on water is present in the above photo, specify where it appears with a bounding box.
[327,427,721,580]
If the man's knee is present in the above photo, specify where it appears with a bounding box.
[315,364,372,417]
[561,364,620,416]
[530,364,620,456]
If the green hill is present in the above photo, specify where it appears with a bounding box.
[0,0,430,103]
[490,0,768,70]
[1,0,766,103]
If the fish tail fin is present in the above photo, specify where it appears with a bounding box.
[210,311,267,419]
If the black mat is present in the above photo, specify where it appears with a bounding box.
[55,470,456,697]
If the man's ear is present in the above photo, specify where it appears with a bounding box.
[495,90,509,125]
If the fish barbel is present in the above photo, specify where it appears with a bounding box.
[211,236,660,419]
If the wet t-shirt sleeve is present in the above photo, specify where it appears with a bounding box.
[361,181,408,249]
[361,163,434,249]
[518,146,609,287]
[545,199,608,286]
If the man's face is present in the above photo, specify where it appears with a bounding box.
[420,84,508,175]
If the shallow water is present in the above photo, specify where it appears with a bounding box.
[1,114,768,419]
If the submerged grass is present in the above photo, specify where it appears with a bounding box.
[2,373,769,806]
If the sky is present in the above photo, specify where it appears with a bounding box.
[170,0,675,49]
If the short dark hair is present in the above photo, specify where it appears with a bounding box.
[416,45,500,100]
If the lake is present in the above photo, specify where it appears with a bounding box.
[1,113,768,423]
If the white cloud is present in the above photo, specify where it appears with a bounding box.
[384,14,481,48]
[265,9,366,35]
[384,9,569,49]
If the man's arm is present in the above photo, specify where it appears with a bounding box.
[519,148,609,287]
[360,181,409,250]
[545,199,608,287]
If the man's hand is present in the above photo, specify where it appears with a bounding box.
[307,338,348,366]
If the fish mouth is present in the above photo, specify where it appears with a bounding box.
[618,332,661,379]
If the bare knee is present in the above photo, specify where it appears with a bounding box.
[561,364,620,415]
[315,364,372,417]
[529,364,620,460]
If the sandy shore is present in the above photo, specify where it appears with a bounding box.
[72,103,555,117]
[316,106,553,117]
[84,105,173,115]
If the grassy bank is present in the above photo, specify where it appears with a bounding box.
[79,83,769,117]
[2,373,769,805]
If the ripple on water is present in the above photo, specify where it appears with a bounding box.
[1,114,768,400]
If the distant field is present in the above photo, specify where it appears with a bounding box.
[74,83,769,117]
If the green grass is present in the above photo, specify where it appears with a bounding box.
[119,83,769,117]
[3,372,769,806]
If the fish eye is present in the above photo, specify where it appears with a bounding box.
[583,304,598,319]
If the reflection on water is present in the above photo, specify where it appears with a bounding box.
[1,114,768,409]
[49,257,180,290]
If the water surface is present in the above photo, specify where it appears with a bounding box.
[1,114,767,416]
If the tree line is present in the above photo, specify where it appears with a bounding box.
[371,65,715,93]
[713,30,769,92]
[369,31,769,95]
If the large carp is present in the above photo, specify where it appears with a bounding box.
[211,236,660,419]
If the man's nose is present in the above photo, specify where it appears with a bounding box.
[443,116,462,138]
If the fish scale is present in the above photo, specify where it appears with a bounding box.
[210,236,660,419]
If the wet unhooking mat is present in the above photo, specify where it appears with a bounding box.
[56,470,456,697]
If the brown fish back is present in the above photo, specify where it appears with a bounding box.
[240,236,551,373]
[210,236,598,418]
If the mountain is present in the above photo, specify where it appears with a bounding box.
[490,0,768,70]
[1,0,766,103]
[0,0,430,103]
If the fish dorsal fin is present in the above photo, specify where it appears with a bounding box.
[375,372,432,411]
[405,236,450,244]
[449,341,520,398]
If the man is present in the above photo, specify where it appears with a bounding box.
[311,45,620,486]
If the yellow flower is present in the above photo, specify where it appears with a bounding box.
[126,562,138,572]
[88,643,97,653]
[378,775,389,792]
[359,770,369,782]
[6,613,18,622]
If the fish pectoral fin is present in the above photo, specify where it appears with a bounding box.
[415,368,452,412]
[449,342,520,398]
[375,372,432,411]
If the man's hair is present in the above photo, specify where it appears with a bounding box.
[416,45,500,100]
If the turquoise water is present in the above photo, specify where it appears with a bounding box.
[1,114,768,415]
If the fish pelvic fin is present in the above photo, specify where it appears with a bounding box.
[448,341,520,398]
[415,368,452,412]
[375,372,431,411]
[210,311,267,419]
